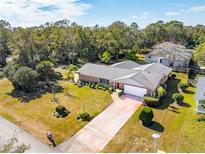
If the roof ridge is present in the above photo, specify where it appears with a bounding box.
[87,63,136,72]
[111,72,139,81]
[130,71,155,90]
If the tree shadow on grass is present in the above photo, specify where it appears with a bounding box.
[146,121,164,133]
[7,84,63,103]
[168,108,180,114]
[156,78,181,110]
[177,102,191,107]
[184,90,195,94]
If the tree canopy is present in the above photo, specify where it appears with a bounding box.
[0,19,204,67]
[194,42,205,66]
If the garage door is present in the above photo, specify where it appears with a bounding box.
[124,85,147,97]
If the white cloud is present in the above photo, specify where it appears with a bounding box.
[0,0,91,27]
[189,5,205,12]
[182,5,205,13]
[165,12,181,16]
[132,12,150,19]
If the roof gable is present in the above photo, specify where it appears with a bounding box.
[147,42,192,61]
[77,63,136,80]
[111,60,141,69]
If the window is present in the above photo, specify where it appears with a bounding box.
[100,78,109,84]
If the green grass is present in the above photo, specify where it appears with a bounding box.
[0,78,112,145]
[135,54,145,64]
[102,73,205,153]
[54,67,69,79]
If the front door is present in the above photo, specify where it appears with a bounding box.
[116,83,120,88]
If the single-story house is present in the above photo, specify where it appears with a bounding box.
[195,77,205,114]
[74,60,172,97]
[145,42,192,70]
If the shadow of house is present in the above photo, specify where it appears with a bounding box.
[156,78,181,110]
[8,84,63,103]
[146,121,164,133]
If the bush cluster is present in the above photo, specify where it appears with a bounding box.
[178,83,189,92]
[76,112,92,121]
[139,107,154,126]
[172,93,184,103]
[143,96,160,107]
[116,89,123,96]
[53,105,70,118]
[157,86,167,98]
[78,80,110,91]
[171,73,177,79]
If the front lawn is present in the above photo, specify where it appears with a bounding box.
[102,73,205,152]
[0,78,112,145]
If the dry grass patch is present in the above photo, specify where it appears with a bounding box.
[0,78,112,145]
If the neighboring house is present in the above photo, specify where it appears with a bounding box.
[195,77,205,114]
[145,42,192,72]
[74,60,172,97]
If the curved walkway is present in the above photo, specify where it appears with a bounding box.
[57,94,142,153]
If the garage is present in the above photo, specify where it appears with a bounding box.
[124,85,147,97]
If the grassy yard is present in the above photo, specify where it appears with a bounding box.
[0,78,112,145]
[135,54,145,64]
[103,73,205,153]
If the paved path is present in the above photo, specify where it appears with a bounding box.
[57,95,142,153]
[0,116,58,153]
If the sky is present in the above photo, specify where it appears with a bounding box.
[0,0,205,28]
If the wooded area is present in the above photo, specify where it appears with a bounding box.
[0,19,205,67]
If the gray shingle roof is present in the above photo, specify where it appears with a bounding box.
[77,60,172,91]
[112,70,163,91]
[147,42,192,61]
[77,63,136,80]
[195,77,205,100]
[111,60,141,69]
[145,63,173,76]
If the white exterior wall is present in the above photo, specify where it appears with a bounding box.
[145,55,161,63]
[161,59,170,66]
[196,100,205,114]
[74,73,79,83]
[173,60,186,67]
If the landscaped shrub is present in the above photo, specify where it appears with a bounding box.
[108,87,113,93]
[172,93,184,103]
[53,105,70,118]
[77,82,83,87]
[143,96,160,107]
[76,112,92,121]
[139,107,154,126]
[116,89,123,96]
[0,71,4,79]
[158,86,167,98]
[178,83,189,92]
[171,73,176,79]
[96,84,106,91]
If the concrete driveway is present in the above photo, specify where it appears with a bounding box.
[57,94,142,153]
[0,116,58,153]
